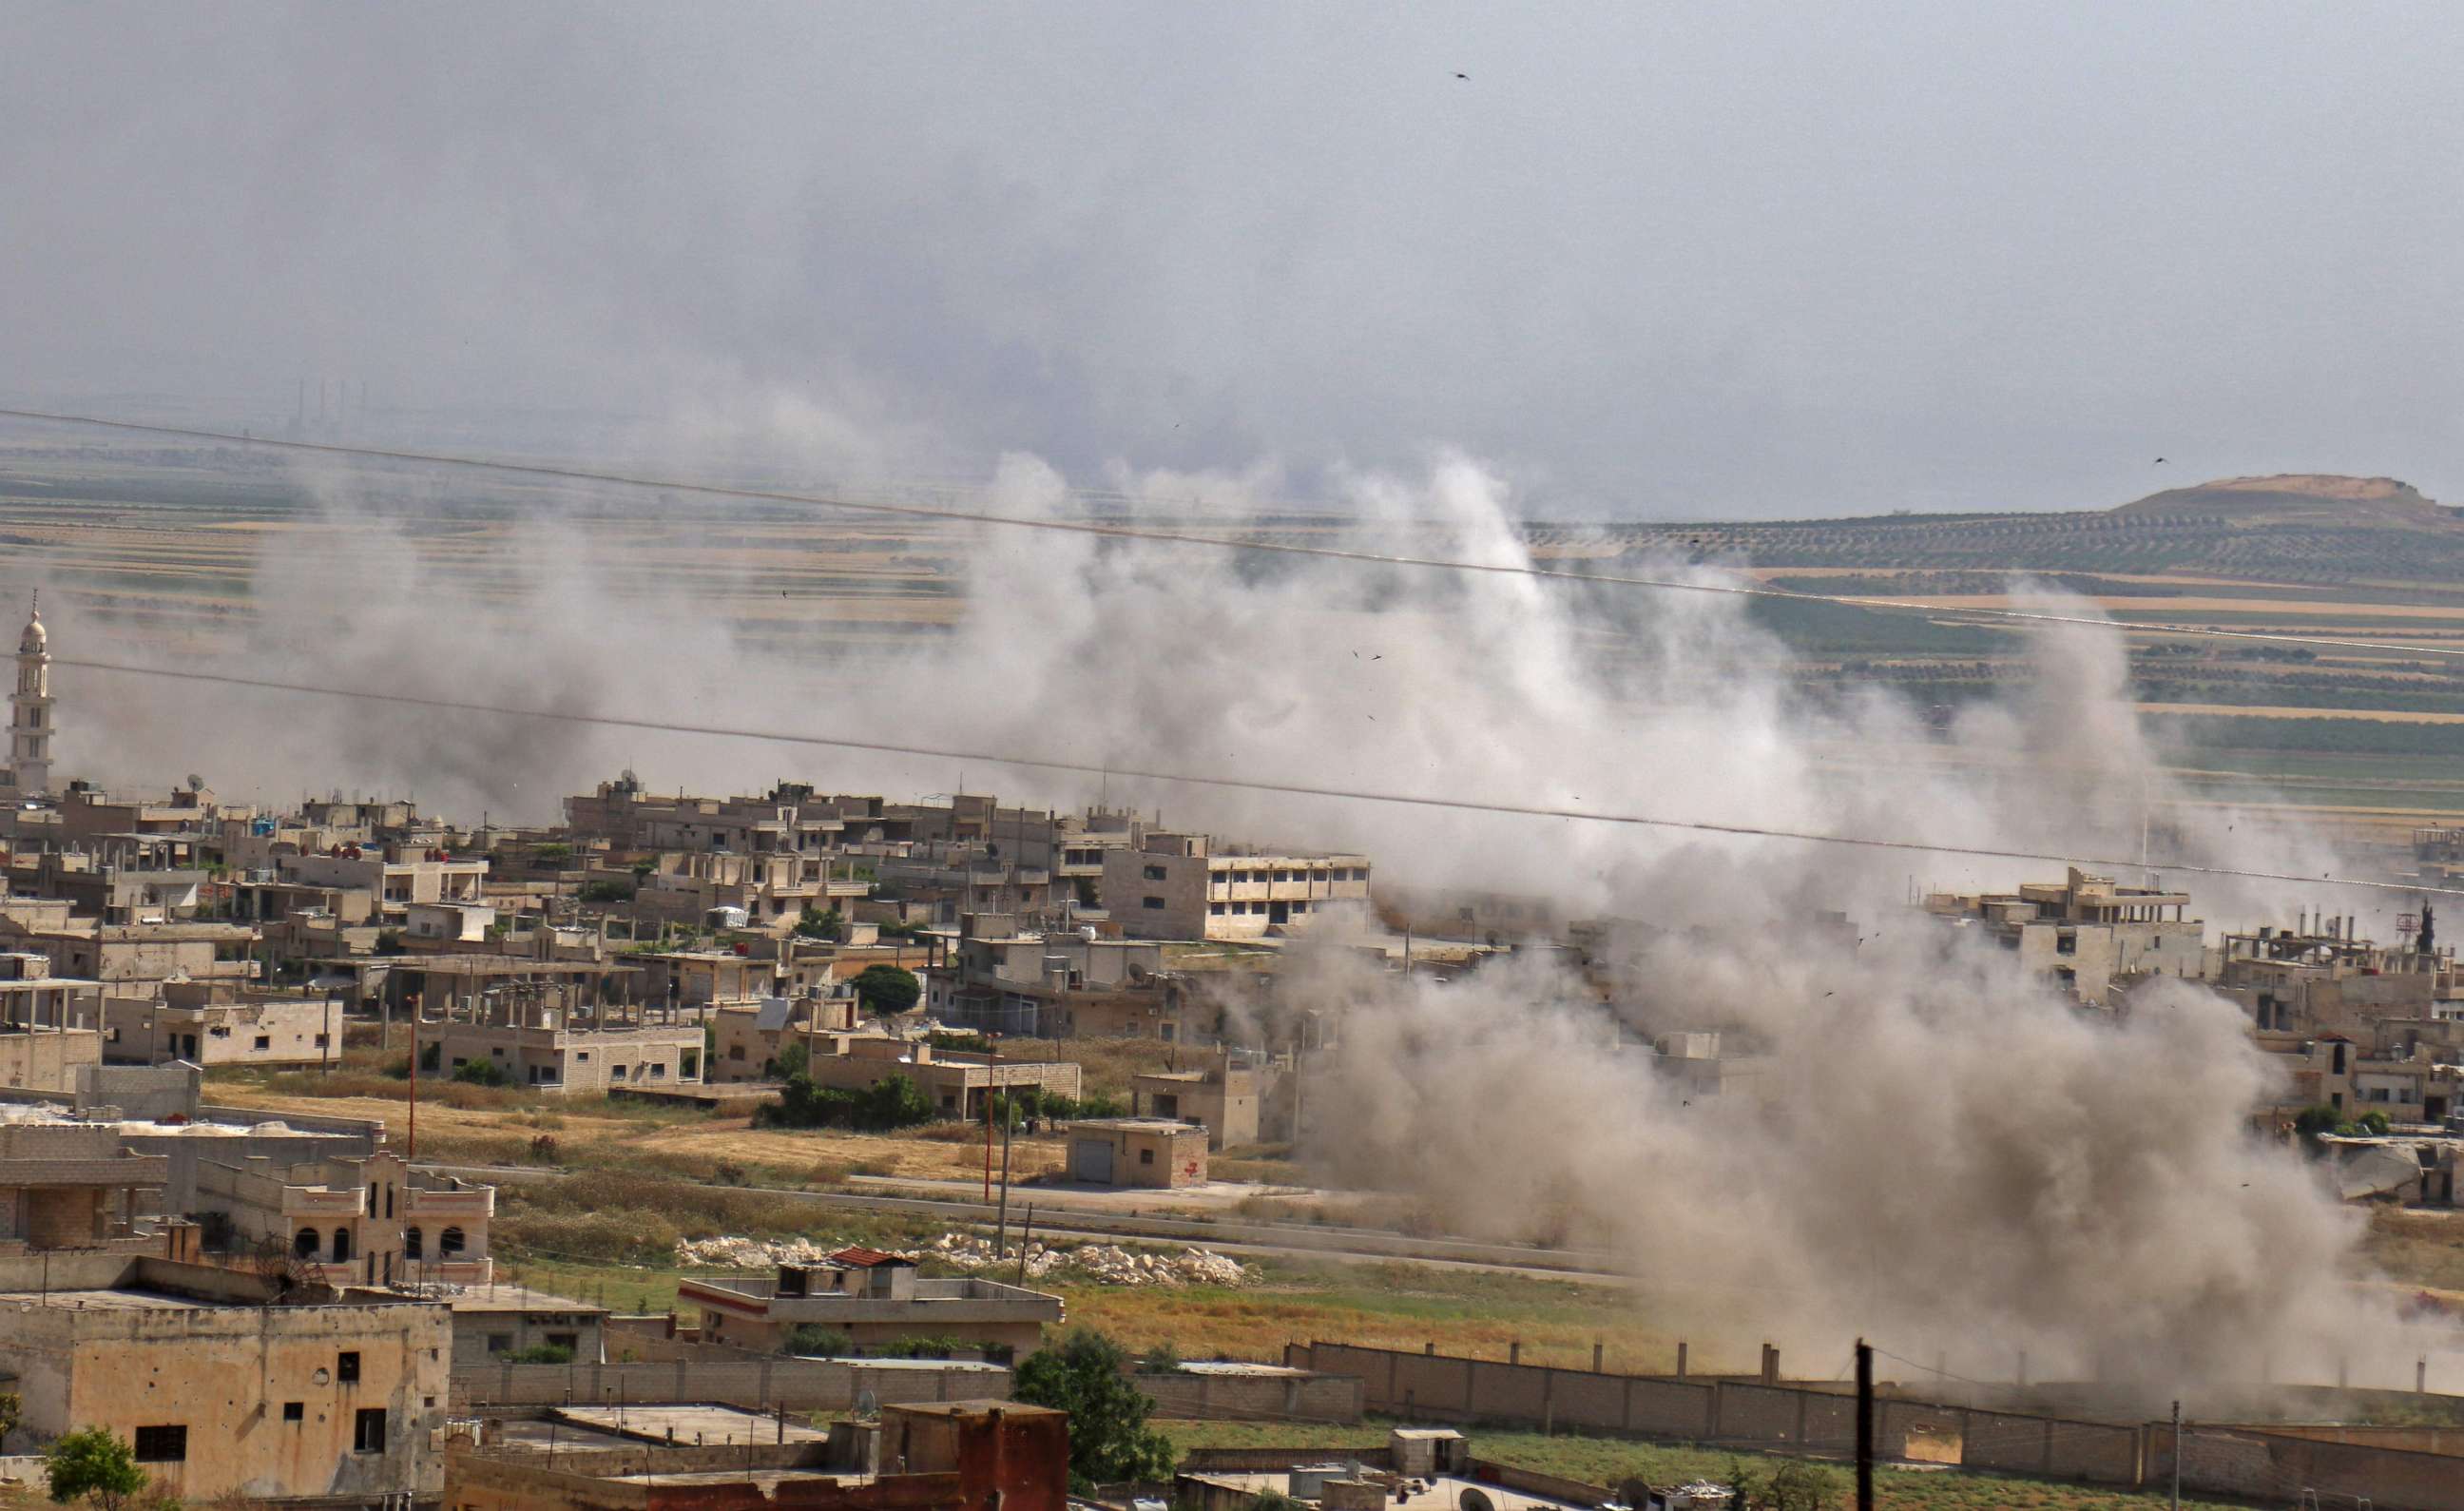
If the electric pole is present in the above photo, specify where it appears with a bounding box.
[1855,1338,1874,1511]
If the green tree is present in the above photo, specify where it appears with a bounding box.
[2292,1104,2340,1153]
[1011,1328,1176,1489]
[578,879,635,903]
[852,964,921,1016]
[795,906,844,941]
[452,1058,509,1087]
[45,1428,145,1511]
[0,1389,18,1453]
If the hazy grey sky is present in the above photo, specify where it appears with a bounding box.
[6,2,2460,518]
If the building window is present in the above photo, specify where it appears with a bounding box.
[1143,897,1165,910]
[439,1226,466,1255]
[1139,1148,1155,1165]
[487,1333,513,1353]
[282,1403,304,1424]
[337,1350,361,1384]
[405,1228,423,1259]
[1209,903,1225,916]
[254,1035,272,1050]
[332,1228,354,1263]
[1143,864,1166,881]
[610,1064,628,1081]
[353,1408,388,1454]
[314,1034,329,1048]
[294,1228,318,1258]
[133,1426,186,1463]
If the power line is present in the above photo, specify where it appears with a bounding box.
[57,655,2464,899]
[4,405,2460,659]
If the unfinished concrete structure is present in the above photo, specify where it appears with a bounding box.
[0,949,104,1090]
[1066,1117,1210,1188]
[926,931,1181,1038]
[0,1251,450,1507]
[680,1250,1063,1357]
[2213,915,2456,1037]
[1923,866,2204,1005]
[397,958,704,1094]
[0,1120,170,1252]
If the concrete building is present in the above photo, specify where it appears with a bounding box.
[0,1251,451,1508]
[396,958,705,1094]
[105,984,341,1068]
[197,1148,495,1288]
[0,913,260,993]
[1104,834,1371,941]
[679,1250,1063,1358]
[281,845,490,923]
[0,950,105,1090]
[798,1033,1079,1120]
[926,932,1179,1038]
[448,1285,609,1366]
[1130,1048,1270,1149]
[1922,867,2204,1005]
[0,1121,170,1251]
[2213,916,2455,1036]
[706,995,859,1083]
[1065,1117,1209,1188]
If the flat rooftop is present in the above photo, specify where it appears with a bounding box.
[448,1285,607,1315]
[0,1288,234,1311]
[556,1404,826,1445]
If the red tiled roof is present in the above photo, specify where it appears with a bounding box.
[830,1246,914,1269]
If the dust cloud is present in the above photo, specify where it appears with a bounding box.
[45,442,2456,1404]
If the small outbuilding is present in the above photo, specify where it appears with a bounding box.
[1066,1117,1209,1189]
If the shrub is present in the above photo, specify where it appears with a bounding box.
[759,1072,935,1133]
[1011,1328,1175,1489]
[45,1427,144,1511]
[579,880,636,904]
[784,1324,854,1357]
[452,1059,509,1088]
[502,1344,572,1365]
[853,964,921,1016]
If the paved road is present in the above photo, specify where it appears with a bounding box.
[420,1161,1633,1285]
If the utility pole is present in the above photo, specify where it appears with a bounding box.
[1855,1338,1874,1511]
[995,1095,1014,1256]
[2169,1400,2182,1511]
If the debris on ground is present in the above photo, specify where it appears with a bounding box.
[673,1231,1254,1288]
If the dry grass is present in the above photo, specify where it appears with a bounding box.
[998,1036,1181,1100]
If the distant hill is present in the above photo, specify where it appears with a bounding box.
[1513,473,2464,587]
[2111,474,2457,524]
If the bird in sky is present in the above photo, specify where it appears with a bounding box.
[2153,457,2167,465]
[1455,71,1469,80]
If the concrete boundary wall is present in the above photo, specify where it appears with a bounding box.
[1131,1370,1363,1424]
[452,1358,1005,1413]
[1288,1342,2464,1510]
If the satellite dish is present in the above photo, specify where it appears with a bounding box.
[854,1389,878,1422]
[186,774,204,792]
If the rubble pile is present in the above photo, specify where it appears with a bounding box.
[675,1234,842,1269]
[926,1232,1254,1288]
[674,1231,1253,1288]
